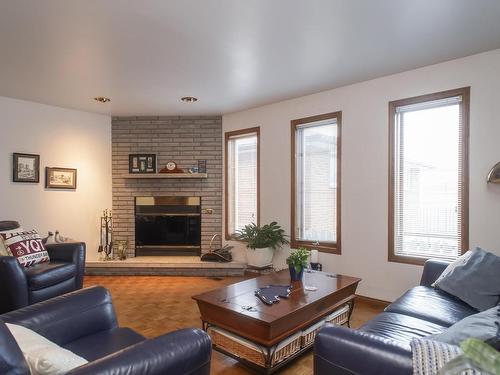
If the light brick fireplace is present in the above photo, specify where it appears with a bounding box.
[111,116,223,258]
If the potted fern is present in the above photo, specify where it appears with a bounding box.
[286,247,309,282]
[236,222,289,268]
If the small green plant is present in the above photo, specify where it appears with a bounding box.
[287,247,309,273]
[460,338,500,374]
[235,222,289,250]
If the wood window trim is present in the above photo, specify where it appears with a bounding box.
[224,126,260,241]
[388,87,470,266]
[290,111,342,254]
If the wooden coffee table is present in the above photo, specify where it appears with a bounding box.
[192,270,361,373]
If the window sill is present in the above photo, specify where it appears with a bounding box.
[388,254,457,266]
[291,240,340,255]
[388,254,427,266]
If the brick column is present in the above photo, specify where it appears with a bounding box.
[111,116,223,257]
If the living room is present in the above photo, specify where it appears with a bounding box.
[1,1,499,375]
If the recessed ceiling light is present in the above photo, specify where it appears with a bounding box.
[181,96,198,103]
[94,96,111,103]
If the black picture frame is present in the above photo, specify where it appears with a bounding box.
[45,167,77,189]
[129,154,156,174]
[13,153,40,183]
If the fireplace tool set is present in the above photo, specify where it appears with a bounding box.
[98,209,113,260]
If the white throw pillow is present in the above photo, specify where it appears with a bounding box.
[0,227,24,256]
[431,250,474,287]
[6,323,87,375]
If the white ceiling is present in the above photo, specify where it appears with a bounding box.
[1,0,500,116]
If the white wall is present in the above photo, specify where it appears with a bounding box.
[0,96,112,261]
[223,49,500,301]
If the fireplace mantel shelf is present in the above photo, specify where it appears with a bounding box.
[121,173,208,179]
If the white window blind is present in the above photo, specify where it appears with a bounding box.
[393,95,465,260]
[295,119,338,243]
[227,132,258,235]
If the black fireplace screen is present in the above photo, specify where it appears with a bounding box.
[136,215,200,247]
[135,196,201,256]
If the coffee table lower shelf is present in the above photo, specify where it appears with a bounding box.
[205,303,352,374]
[212,341,314,374]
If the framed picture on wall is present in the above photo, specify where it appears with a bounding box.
[13,153,40,183]
[45,167,77,189]
[129,154,156,174]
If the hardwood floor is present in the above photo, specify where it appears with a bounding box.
[83,275,386,375]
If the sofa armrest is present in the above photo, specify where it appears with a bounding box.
[45,242,86,289]
[0,256,29,314]
[68,328,211,375]
[419,258,451,287]
[314,325,413,375]
[0,286,118,346]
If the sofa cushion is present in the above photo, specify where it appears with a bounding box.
[0,230,49,267]
[63,327,145,362]
[433,247,500,311]
[385,286,477,327]
[25,262,77,291]
[360,312,446,349]
[428,305,500,346]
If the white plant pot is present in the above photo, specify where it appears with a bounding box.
[245,247,274,268]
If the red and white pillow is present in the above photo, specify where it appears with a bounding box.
[0,226,24,256]
[0,230,50,267]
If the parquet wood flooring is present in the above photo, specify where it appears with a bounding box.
[83,275,386,375]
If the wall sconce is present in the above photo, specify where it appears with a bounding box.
[487,162,500,183]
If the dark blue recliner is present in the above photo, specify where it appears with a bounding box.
[0,220,86,314]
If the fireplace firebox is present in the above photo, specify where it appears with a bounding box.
[135,196,201,256]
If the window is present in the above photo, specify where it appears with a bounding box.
[389,88,470,265]
[225,127,260,239]
[291,112,341,254]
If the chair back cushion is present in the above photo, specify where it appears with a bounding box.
[0,221,20,231]
[0,319,30,375]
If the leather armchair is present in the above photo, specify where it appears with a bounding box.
[0,286,212,375]
[0,221,85,314]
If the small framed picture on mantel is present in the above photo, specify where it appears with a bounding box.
[13,153,40,183]
[129,154,156,174]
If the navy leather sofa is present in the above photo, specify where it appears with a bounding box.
[0,286,211,375]
[0,220,86,314]
[314,259,478,375]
